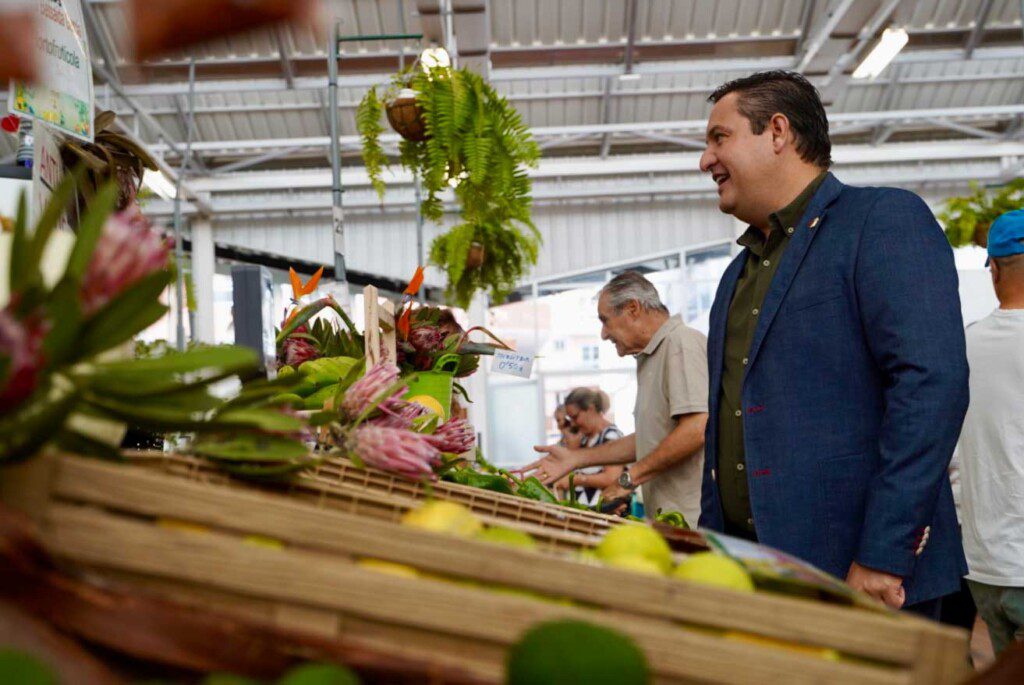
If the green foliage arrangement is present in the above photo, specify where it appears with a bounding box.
[356,64,541,309]
[939,178,1024,248]
[0,169,312,476]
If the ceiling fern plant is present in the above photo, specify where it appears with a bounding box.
[356,62,541,309]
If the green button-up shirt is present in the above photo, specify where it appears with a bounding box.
[716,172,827,538]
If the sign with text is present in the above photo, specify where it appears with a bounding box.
[11,0,94,142]
[491,349,534,378]
[32,122,76,231]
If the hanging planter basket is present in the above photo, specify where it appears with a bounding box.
[385,89,428,142]
[465,241,486,270]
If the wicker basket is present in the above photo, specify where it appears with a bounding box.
[1,452,972,685]
[137,451,617,553]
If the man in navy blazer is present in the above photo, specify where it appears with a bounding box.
[698,71,969,616]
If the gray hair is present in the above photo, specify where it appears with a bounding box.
[599,271,668,314]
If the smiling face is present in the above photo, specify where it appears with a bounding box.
[699,92,781,227]
[566,402,603,435]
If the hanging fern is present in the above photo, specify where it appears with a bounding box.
[356,87,387,200]
[356,63,541,308]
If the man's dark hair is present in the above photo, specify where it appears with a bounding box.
[709,71,832,169]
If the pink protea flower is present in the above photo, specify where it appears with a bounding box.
[342,362,406,419]
[369,399,429,429]
[279,325,319,367]
[425,418,476,454]
[349,424,440,481]
[0,308,48,412]
[81,206,171,316]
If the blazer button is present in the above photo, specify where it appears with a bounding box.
[734,410,742,417]
[736,463,745,471]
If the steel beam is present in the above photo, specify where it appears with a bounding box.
[964,0,997,58]
[821,0,904,88]
[795,0,818,55]
[927,118,1002,140]
[81,0,121,85]
[598,77,615,159]
[632,132,707,150]
[140,161,1017,218]
[272,27,296,88]
[31,69,1024,125]
[622,0,639,76]
[145,104,1024,156]
[183,141,1024,194]
[794,0,857,72]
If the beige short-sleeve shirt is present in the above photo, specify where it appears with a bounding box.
[634,315,709,527]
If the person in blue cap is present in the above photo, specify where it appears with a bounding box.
[957,208,1024,654]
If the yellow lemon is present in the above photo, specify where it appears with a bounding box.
[595,523,673,574]
[724,632,840,661]
[604,554,666,576]
[475,526,537,549]
[672,552,755,592]
[357,558,420,579]
[407,394,445,416]
[400,500,483,537]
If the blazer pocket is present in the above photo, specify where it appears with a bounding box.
[785,285,844,314]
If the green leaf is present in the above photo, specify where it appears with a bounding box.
[213,407,305,433]
[81,396,214,431]
[9,191,29,295]
[192,433,310,462]
[219,373,310,409]
[64,180,119,281]
[42,276,84,367]
[76,269,173,359]
[53,428,125,461]
[19,165,87,292]
[81,345,258,396]
[0,382,80,464]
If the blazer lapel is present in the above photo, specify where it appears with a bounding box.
[745,173,844,374]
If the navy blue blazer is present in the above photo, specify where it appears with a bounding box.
[699,173,969,604]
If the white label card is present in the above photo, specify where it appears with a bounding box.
[491,349,534,378]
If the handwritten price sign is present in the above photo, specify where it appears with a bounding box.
[491,349,534,378]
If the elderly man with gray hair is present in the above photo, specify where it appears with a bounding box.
[523,271,709,524]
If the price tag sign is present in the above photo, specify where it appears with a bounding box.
[491,349,534,378]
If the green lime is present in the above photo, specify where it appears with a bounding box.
[507,620,648,685]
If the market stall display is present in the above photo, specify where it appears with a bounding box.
[1,450,971,685]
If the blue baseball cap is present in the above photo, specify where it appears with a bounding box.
[986,209,1024,266]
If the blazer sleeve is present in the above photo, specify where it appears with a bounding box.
[853,188,970,578]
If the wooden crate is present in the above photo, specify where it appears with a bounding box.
[362,284,397,368]
[138,451,620,552]
[2,452,972,685]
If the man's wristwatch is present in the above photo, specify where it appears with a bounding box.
[617,467,636,490]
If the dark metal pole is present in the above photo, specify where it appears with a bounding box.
[328,22,347,287]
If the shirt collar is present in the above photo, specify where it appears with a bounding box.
[640,315,683,357]
[735,171,829,251]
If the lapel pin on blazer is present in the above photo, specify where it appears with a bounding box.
[808,216,821,229]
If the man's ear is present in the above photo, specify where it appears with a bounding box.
[769,113,790,154]
[626,299,642,318]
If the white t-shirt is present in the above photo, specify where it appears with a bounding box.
[959,308,1024,587]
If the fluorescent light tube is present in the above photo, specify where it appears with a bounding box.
[143,169,176,200]
[852,28,909,80]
